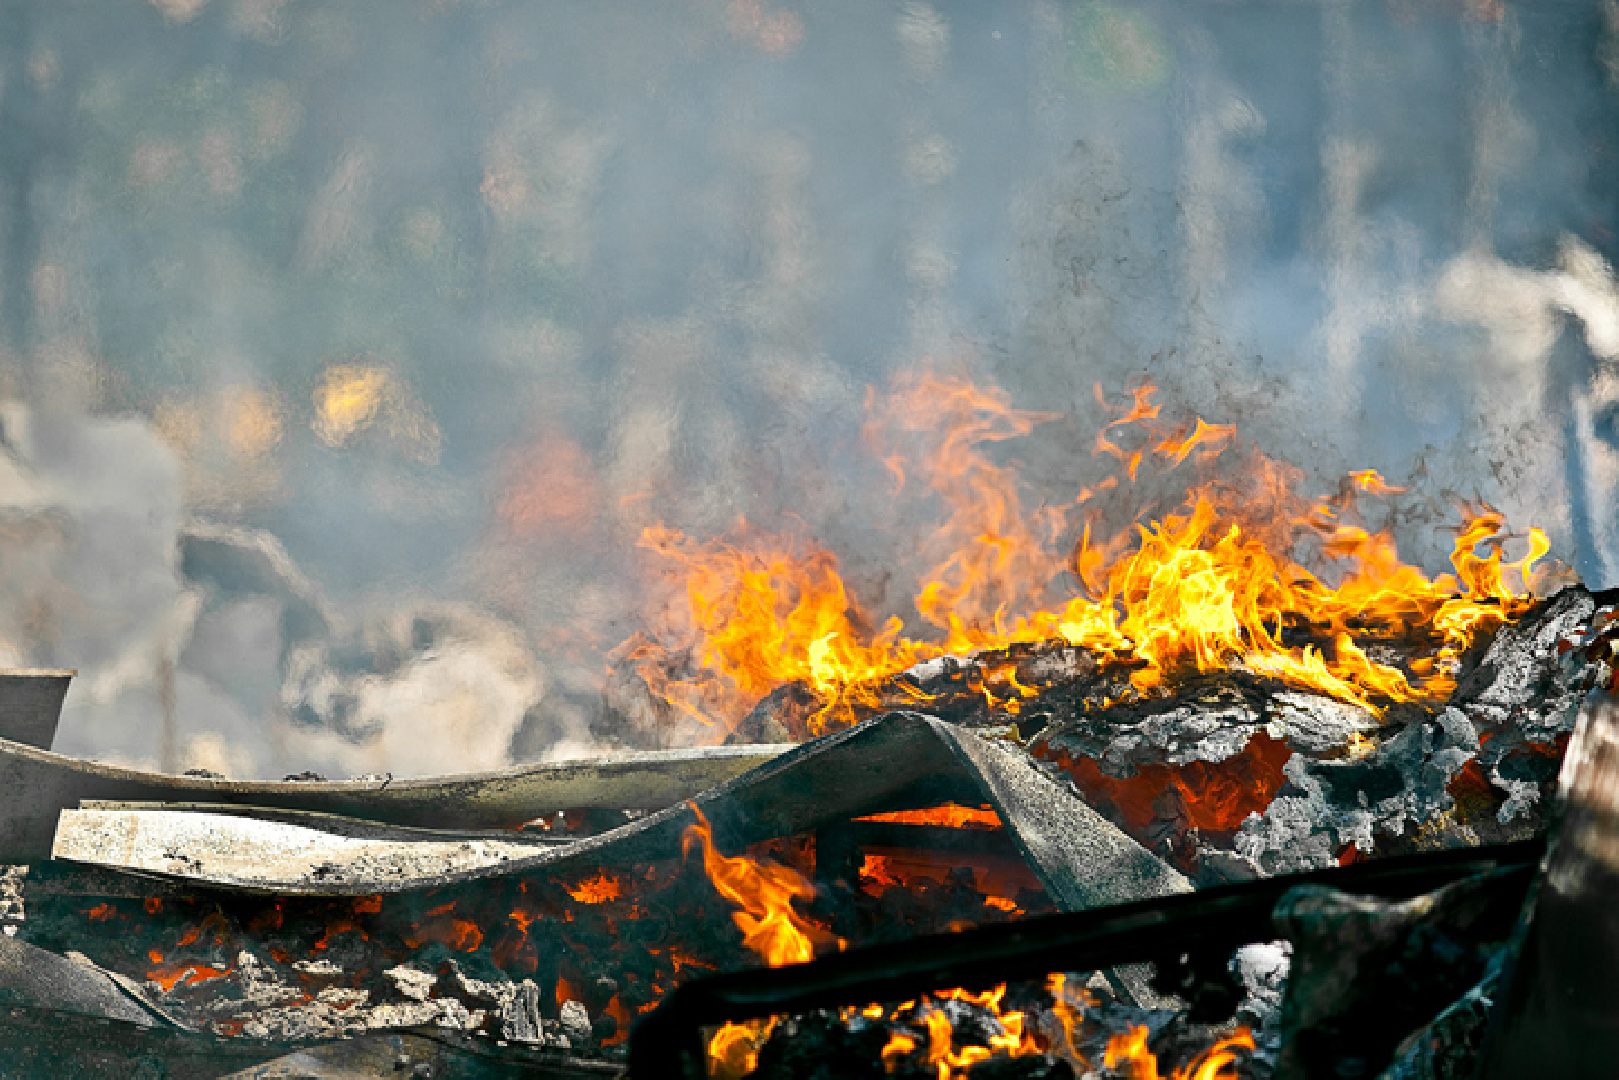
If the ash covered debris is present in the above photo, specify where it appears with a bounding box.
[1227,588,1601,878]
[698,586,1609,889]
[995,587,1603,883]
[731,974,1259,1080]
[0,589,1606,1075]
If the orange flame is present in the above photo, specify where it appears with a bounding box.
[632,377,1548,736]
[707,1017,780,1079]
[1105,1024,1256,1080]
[681,803,841,968]
[629,526,933,732]
[870,984,1043,1078]
[563,870,624,904]
[147,961,232,994]
[856,804,1002,830]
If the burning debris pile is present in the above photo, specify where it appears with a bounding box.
[0,580,1607,1077]
[0,381,1611,1077]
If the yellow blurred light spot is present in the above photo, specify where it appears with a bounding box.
[313,364,389,447]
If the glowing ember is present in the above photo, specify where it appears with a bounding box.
[856,804,1002,829]
[147,960,233,994]
[703,966,1260,1078]
[631,377,1548,738]
[1105,1024,1257,1080]
[1050,732,1294,836]
[564,870,625,904]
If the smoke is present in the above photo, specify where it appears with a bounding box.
[0,1,1614,773]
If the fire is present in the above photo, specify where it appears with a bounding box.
[687,803,849,1077]
[1105,1024,1256,1080]
[856,804,1002,829]
[681,803,840,968]
[143,911,235,993]
[147,959,232,994]
[563,870,624,904]
[632,376,1549,736]
[1052,732,1294,835]
[626,527,934,730]
[708,1017,780,1079]
[873,985,1044,1078]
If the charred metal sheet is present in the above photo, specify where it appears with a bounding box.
[0,668,73,751]
[933,718,1190,909]
[627,839,1541,1080]
[0,1002,620,1079]
[0,932,188,1029]
[73,800,579,847]
[0,736,792,861]
[48,712,1187,905]
[0,1004,294,1079]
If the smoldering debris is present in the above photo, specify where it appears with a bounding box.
[0,586,1600,1077]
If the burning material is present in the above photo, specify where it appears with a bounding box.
[631,835,1546,1078]
[624,379,1551,742]
[6,587,1609,1075]
[1,378,1606,1076]
[682,804,841,967]
[701,960,1263,1077]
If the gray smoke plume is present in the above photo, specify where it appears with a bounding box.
[0,1,1614,774]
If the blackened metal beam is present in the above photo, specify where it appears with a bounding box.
[628,839,1541,1080]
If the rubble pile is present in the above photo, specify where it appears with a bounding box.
[0,586,1609,1076]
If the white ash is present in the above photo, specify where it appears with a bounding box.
[1456,589,1595,717]
[559,998,592,1045]
[173,952,581,1048]
[900,655,970,687]
[1266,693,1378,754]
[1015,647,1095,685]
[1141,701,1261,766]
[0,866,25,925]
[384,963,436,1003]
[1459,589,1601,818]
[1034,675,1269,774]
[1486,768,1544,824]
[1235,716,1481,874]
[1230,939,1291,1033]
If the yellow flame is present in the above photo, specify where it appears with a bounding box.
[681,803,840,968]
[632,377,1548,737]
[707,1017,778,1080]
[1105,1024,1256,1080]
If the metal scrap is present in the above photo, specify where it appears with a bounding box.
[0,737,791,861]
[47,711,1187,905]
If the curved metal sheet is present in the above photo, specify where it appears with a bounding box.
[46,713,1186,905]
[0,736,791,861]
